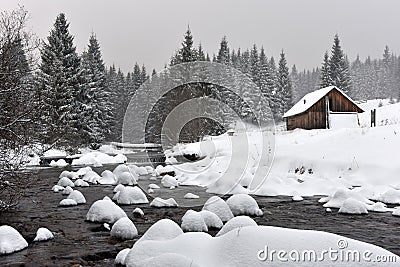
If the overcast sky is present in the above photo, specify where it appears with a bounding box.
[3,0,400,73]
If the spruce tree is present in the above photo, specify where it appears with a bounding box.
[38,13,81,146]
[319,51,331,88]
[217,36,230,65]
[328,34,351,94]
[275,50,293,120]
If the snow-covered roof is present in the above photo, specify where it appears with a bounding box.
[283,86,362,118]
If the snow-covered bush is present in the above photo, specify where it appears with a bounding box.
[216,216,257,237]
[202,196,233,222]
[86,198,127,223]
[0,225,28,255]
[226,194,263,216]
[110,217,138,240]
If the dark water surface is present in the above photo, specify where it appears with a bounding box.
[1,165,399,266]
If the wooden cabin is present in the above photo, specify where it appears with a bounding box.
[283,86,364,130]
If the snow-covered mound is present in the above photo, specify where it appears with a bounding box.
[181,210,208,232]
[338,198,368,214]
[33,227,54,242]
[126,253,202,267]
[76,166,92,177]
[115,186,148,205]
[136,166,149,176]
[226,194,263,216]
[378,189,400,204]
[133,207,144,217]
[0,225,28,255]
[367,202,391,212]
[67,190,86,204]
[50,159,68,167]
[198,210,223,229]
[74,179,89,187]
[86,198,127,223]
[148,183,160,189]
[124,225,399,267]
[52,185,64,192]
[115,248,131,265]
[110,217,138,240]
[161,175,178,188]
[82,170,100,184]
[150,197,178,208]
[57,177,74,187]
[99,170,117,185]
[155,165,175,176]
[113,165,138,185]
[59,170,78,180]
[137,219,183,243]
[323,189,373,208]
[59,199,77,206]
[202,196,233,222]
[113,184,125,193]
[72,152,126,166]
[216,216,257,237]
[392,208,400,217]
[62,186,73,195]
[184,193,199,199]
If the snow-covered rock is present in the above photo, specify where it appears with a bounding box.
[59,199,77,206]
[184,193,199,199]
[113,184,125,193]
[226,194,263,216]
[126,252,201,267]
[115,186,148,205]
[150,197,178,208]
[133,207,144,217]
[292,192,304,201]
[116,172,138,186]
[161,175,178,188]
[392,208,400,217]
[148,188,154,194]
[98,170,117,185]
[74,179,89,187]
[155,165,175,176]
[110,217,138,240]
[181,210,208,232]
[86,198,127,223]
[323,189,372,208]
[136,166,149,176]
[367,202,391,212]
[216,216,258,237]
[50,159,68,167]
[59,170,78,180]
[338,198,368,214]
[72,152,126,166]
[67,190,86,204]
[82,170,100,184]
[62,186,74,195]
[202,196,233,222]
[115,248,131,265]
[137,219,183,243]
[148,183,160,189]
[76,166,92,177]
[52,185,64,192]
[33,227,54,242]
[198,210,223,229]
[57,177,74,187]
[379,189,400,204]
[0,225,28,255]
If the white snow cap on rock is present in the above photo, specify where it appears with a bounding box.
[323,189,373,208]
[150,197,178,208]
[216,216,258,237]
[99,170,117,185]
[82,170,100,184]
[115,186,148,205]
[72,152,126,166]
[115,248,131,265]
[74,179,89,187]
[338,198,368,215]
[202,196,233,222]
[133,208,144,217]
[148,183,160,189]
[198,210,223,229]
[59,170,78,180]
[392,208,400,217]
[62,186,74,195]
[379,189,400,204]
[57,177,74,187]
[226,194,263,216]
[86,198,127,223]
[33,227,54,242]
[59,199,77,206]
[161,175,178,188]
[52,185,64,192]
[184,193,199,199]
[137,219,183,243]
[181,210,208,232]
[67,190,86,204]
[50,159,68,167]
[0,225,28,255]
[113,184,125,193]
[110,217,138,240]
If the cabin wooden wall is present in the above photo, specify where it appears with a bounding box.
[286,88,363,131]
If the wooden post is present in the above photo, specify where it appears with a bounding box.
[371,109,376,127]
[325,96,330,129]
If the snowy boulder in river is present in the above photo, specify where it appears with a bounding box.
[82,170,100,184]
[59,170,78,180]
[50,159,68,167]
[181,210,208,232]
[132,207,144,217]
[184,193,199,199]
[148,183,160,189]
[323,189,372,208]
[52,185,64,192]
[115,248,131,265]
[98,170,117,185]
[198,210,223,229]
[59,199,77,206]
[86,198,127,223]
[226,194,263,216]
[161,175,178,188]
[367,202,391,212]
[216,216,258,237]
[392,208,400,217]
[0,225,28,255]
[136,166,149,176]
[202,196,233,222]
[110,217,138,240]
[115,186,148,205]
[113,184,125,193]
[379,189,400,204]
[150,197,178,208]
[57,177,74,187]
[67,190,86,204]
[137,219,183,243]
[116,172,137,186]
[33,227,54,242]
[74,179,89,187]
[338,198,368,215]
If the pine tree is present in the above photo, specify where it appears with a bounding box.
[37,13,81,146]
[217,36,230,65]
[328,34,351,94]
[319,51,331,88]
[197,43,206,61]
[249,44,259,82]
[275,50,293,120]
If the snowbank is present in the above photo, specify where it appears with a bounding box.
[0,225,28,255]
[86,198,127,223]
